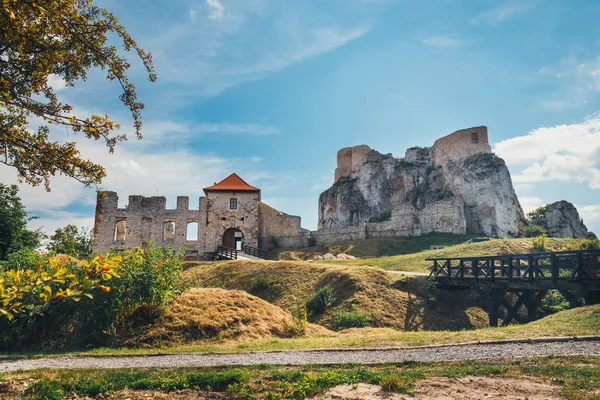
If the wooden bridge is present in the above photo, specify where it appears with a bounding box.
[427,249,600,327]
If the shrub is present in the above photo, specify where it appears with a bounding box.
[380,374,410,393]
[306,285,336,316]
[0,244,183,350]
[520,224,547,238]
[578,238,600,250]
[25,380,65,400]
[284,299,307,337]
[331,305,371,330]
[307,235,317,247]
[531,234,547,251]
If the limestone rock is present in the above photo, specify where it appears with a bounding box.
[323,253,336,260]
[540,201,588,238]
[318,127,523,238]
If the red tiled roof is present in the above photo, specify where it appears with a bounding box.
[203,173,260,194]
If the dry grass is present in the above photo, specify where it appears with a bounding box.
[130,288,330,346]
[181,261,488,332]
[74,304,600,355]
[321,238,582,272]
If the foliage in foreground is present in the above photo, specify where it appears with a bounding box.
[13,356,600,400]
[0,184,43,261]
[1,0,156,189]
[0,244,183,350]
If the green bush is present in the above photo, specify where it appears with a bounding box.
[520,224,547,238]
[577,238,600,250]
[331,305,371,330]
[531,234,547,251]
[0,244,183,350]
[307,235,317,247]
[306,285,336,315]
[25,380,65,400]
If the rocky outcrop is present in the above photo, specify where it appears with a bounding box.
[319,127,524,238]
[533,201,588,239]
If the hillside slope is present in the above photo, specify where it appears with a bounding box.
[320,237,582,272]
[182,261,488,331]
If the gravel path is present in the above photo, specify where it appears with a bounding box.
[1,339,599,372]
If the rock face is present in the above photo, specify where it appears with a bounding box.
[538,201,588,238]
[318,127,523,238]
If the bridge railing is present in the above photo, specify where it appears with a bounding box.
[217,246,238,260]
[243,244,266,259]
[427,249,600,283]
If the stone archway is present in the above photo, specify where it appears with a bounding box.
[223,228,243,250]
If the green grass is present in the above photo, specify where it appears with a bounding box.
[270,233,481,260]
[322,237,582,272]
[5,356,600,399]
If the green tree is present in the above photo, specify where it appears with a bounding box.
[1,0,156,190]
[0,184,42,260]
[48,224,93,259]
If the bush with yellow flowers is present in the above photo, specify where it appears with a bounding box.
[0,244,182,350]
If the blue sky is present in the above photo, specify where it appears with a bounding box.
[2,0,600,235]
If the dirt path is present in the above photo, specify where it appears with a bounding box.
[1,339,599,372]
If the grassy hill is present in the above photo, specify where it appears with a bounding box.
[182,260,489,332]
[318,237,582,272]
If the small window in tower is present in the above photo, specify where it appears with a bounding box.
[230,198,237,210]
[471,132,479,144]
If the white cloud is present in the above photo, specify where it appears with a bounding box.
[47,74,66,92]
[420,35,466,48]
[577,204,600,229]
[206,0,224,21]
[471,1,533,25]
[29,212,95,235]
[149,2,371,97]
[518,196,545,214]
[494,115,600,190]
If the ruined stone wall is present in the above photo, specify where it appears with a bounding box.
[318,126,523,240]
[432,126,491,168]
[204,191,259,251]
[258,202,301,238]
[334,145,372,182]
[92,191,206,254]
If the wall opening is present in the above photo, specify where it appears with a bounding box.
[186,222,199,241]
[114,220,127,241]
[223,228,243,250]
[471,132,479,144]
[163,221,176,241]
[229,198,237,210]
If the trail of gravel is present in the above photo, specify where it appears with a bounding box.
[1,340,599,372]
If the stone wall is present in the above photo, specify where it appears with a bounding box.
[204,191,259,251]
[258,202,302,238]
[318,126,523,239]
[93,191,206,254]
[432,126,491,169]
[93,190,261,256]
[334,144,372,182]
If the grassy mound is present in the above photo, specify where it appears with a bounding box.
[130,288,330,346]
[182,261,488,332]
[321,237,582,272]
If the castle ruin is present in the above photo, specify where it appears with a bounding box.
[92,173,302,259]
[319,126,523,239]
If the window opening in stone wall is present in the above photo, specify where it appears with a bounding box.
[186,222,199,241]
[163,221,176,241]
[114,220,127,241]
[230,198,237,210]
[471,132,479,144]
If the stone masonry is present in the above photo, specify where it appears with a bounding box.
[93,173,302,258]
[319,126,524,238]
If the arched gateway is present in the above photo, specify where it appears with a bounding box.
[223,228,243,250]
